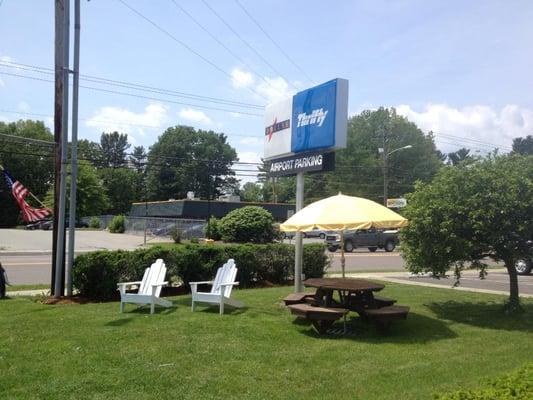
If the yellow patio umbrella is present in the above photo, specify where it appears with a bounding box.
[280,193,408,277]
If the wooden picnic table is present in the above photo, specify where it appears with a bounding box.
[304,278,385,315]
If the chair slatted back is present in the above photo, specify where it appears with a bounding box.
[211,259,237,297]
[139,259,166,297]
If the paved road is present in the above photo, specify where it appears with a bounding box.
[1,254,52,285]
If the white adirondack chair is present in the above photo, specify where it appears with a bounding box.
[117,259,172,314]
[190,259,244,315]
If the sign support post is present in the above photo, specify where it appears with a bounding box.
[294,172,304,292]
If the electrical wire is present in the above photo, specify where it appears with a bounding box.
[117,0,270,101]
[200,0,299,91]
[233,0,315,85]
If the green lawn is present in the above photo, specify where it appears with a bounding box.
[1,284,532,400]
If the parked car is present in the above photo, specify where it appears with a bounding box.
[25,219,52,230]
[281,228,329,239]
[326,229,399,253]
[514,240,532,275]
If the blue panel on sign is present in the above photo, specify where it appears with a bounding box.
[291,79,337,153]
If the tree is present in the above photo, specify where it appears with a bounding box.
[327,108,443,203]
[45,160,109,217]
[400,155,533,313]
[512,135,533,155]
[129,145,147,173]
[0,120,54,227]
[146,125,238,200]
[99,167,140,214]
[240,182,263,202]
[100,132,130,168]
[76,139,103,167]
[447,147,475,165]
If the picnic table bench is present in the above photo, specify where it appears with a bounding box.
[284,278,409,335]
[287,303,349,334]
[364,305,410,333]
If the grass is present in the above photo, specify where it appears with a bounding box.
[6,283,50,292]
[1,284,532,400]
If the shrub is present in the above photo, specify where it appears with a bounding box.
[190,237,199,244]
[169,226,182,244]
[204,217,221,240]
[434,363,533,399]
[108,215,125,233]
[219,206,275,243]
[89,217,101,229]
[72,243,328,299]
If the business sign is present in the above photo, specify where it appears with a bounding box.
[268,151,335,177]
[264,78,348,161]
[387,198,407,208]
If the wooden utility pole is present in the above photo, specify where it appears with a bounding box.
[51,0,66,296]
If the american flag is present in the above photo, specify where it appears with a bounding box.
[2,168,52,223]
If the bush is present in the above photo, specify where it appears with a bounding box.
[434,363,533,399]
[204,217,221,240]
[219,206,275,243]
[89,217,101,229]
[73,243,328,299]
[108,215,125,233]
[170,226,181,244]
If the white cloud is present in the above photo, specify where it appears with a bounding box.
[86,103,168,142]
[239,136,262,146]
[231,68,254,88]
[236,151,262,185]
[0,77,4,87]
[178,107,211,125]
[396,103,533,153]
[231,67,294,104]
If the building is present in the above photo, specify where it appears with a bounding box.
[129,199,295,221]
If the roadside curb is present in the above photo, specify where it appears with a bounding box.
[5,288,49,297]
[0,249,93,256]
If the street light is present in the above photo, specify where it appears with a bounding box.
[378,145,413,206]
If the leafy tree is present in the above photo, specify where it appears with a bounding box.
[400,155,533,313]
[219,206,275,243]
[447,147,475,165]
[0,120,54,227]
[98,167,140,214]
[512,135,533,155]
[327,108,443,203]
[76,139,103,166]
[100,132,130,168]
[146,125,237,200]
[45,160,109,217]
[240,182,263,202]
[129,145,147,173]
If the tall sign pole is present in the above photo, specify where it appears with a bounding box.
[264,78,348,293]
[52,0,66,296]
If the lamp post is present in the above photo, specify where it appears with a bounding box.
[378,145,412,207]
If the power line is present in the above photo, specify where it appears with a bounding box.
[0,71,263,117]
[233,0,315,85]
[201,0,299,91]
[117,0,269,101]
[169,0,280,93]
[0,60,264,109]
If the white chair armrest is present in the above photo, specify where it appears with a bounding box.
[150,281,168,287]
[220,281,239,287]
[189,281,214,285]
[117,281,143,287]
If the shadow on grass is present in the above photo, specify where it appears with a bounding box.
[119,305,178,316]
[190,305,248,316]
[426,300,533,332]
[105,317,134,327]
[296,312,457,343]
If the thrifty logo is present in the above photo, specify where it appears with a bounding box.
[265,118,290,142]
[297,108,328,128]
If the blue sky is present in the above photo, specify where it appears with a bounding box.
[1,0,532,175]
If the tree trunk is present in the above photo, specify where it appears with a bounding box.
[504,261,522,314]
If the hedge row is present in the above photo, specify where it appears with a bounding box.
[434,363,533,400]
[73,243,328,299]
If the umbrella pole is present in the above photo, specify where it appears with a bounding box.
[340,230,345,278]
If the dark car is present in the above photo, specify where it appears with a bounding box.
[515,240,532,275]
[25,219,52,230]
[326,229,399,253]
